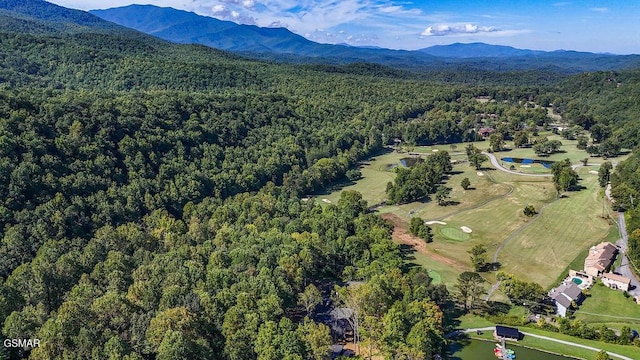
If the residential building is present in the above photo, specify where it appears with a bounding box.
[584,242,617,277]
[602,273,631,292]
[549,282,584,317]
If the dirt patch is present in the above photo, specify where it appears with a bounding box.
[381,213,467,270]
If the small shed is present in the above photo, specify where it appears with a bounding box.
[494,325,521,341]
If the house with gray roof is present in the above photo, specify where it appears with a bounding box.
[549,282,584,317]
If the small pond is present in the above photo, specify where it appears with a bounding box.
[400,157,423,167]
[501,157,555,169]
[450,339,578,360]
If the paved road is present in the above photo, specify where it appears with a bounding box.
[460,327,633,360]
[615,211,640,296]
[482,152,552,177]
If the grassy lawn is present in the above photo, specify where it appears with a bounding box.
[455,314,495,330]
[520,327,640,360]
[574,283,640,327]
[315,149,403,206]
[498,166,613,288]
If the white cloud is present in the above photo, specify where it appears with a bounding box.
[211,4,226,14]
[210,3,256,24]
[421,23,499,36]
[590,7,608,13]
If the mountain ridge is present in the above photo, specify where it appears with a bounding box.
[89,4,640,73]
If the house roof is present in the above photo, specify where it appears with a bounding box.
[584,242,617,272]
[495,325,520,339]
[330,308,353,320]
[555,294,572,309]
[603,272,631,285]
[562,283,582,300]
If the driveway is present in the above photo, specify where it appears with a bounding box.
[614,211,640,296]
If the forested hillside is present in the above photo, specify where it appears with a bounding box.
[0,4,461,359]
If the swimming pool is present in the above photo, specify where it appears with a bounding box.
[571,277,583,285]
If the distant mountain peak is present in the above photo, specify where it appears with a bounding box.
[418,42,545,58]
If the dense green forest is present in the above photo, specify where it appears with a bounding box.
[0,9,464,360]
[1,2,640,359]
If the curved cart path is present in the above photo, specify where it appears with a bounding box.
[482,152,552,177]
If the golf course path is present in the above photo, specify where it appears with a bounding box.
[460,328,633,360]
[482,152,552,177]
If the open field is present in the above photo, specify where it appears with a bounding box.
[318,139,628,291]
[498,166,613,288]
[574,283,640,328]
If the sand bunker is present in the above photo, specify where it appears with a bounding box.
[425,221,447,225]
[477,172,484,176]
[461,226,472,233]
[589,170,599,174]
[520,165,531,168]
[322,198,332,203]
[432,149,439,152]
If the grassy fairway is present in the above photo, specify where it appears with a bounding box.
[404,249,461,286]
[318,140,627,292]
[499,166,612,288]
[575,283,640,328]
[316,149,402,206]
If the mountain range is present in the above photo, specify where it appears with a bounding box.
[1,1,639,74]
[88,5,640,73]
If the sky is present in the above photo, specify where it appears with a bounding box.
[49,0,640,54]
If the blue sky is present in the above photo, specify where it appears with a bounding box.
[49,0,640,54]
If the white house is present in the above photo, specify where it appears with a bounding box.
[602,273,631,292]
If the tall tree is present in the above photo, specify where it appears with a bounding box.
[435,186,451,206]
[489,133,505,152]
[455,272,486,312]
[598,161,613,188]
[468,245,487,272]
[297,284,322,317]
[466,145,487,170]
[551,159,579,197]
